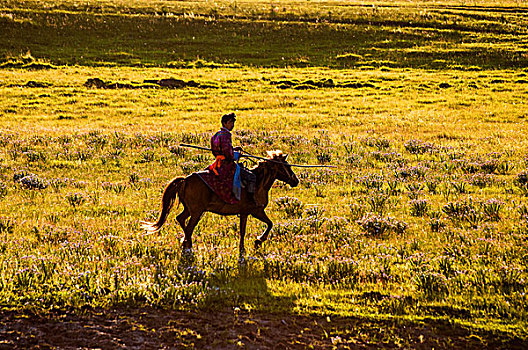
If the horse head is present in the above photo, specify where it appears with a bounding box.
[266,150,299,187]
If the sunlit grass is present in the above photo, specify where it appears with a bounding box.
[1,0,528,344]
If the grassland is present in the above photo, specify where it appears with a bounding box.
[1,0,528,348]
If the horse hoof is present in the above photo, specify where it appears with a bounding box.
[254,239,262,250]
[181,240,192,250]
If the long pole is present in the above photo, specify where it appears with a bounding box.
[178,143,336,169]
[179,143,210,152]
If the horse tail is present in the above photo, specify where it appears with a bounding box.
[141,177,185,233]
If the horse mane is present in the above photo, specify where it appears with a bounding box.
[251,150,286,183]
[266,150,284,159]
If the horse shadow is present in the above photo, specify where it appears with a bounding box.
[176,249,296,313]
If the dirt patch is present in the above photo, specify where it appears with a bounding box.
[0,307,525,349]
[270,79,376,89]
[83,77,218,89]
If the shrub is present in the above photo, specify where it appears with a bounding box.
[451,181,468,194]
[169,145,188,157]
[396,166,427,180]
[461,161,481,174]
[515,170,528,186]
[316,149,331,164]
[405,182,424,199]
[409,199,429,217]
[275,197,305,218]
[305,206,325,220]
[464,209,485,228]
[404,139,436,155]
[497,265,525,294]
[357,214,391,236]
[66,192,87,207]
[429,212,446,232]
[19,174,48,190]
[469,173,494,188]
[357,214,407,236]
[481,198,504,222]
[325,216,349,233]
[387,179,401,195]
[361,136,390,150]
[112,183,127,193]
[442,199,474,221]
[496,160,515,175]
[414,270,448,300]
[349,203,366,220]
[49,178,69,192]
[129,172,140,184]
[425,180,438,194]
[514,170,528,196]
[479,159,499,174]
[357,173,384,191]
[24,150,46,162]
[366,192,389,214]
[138,148,155,163]
[345,154,362,166]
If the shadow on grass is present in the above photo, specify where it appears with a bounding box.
[172,249,527,349]
[177,248,296,315]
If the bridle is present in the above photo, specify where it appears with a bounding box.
[272,159,297,186]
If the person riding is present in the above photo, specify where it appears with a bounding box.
[199,112,258,205]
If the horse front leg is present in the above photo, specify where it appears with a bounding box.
[251,210,273,250]
[239,214,248,260]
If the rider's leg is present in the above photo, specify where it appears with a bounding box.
[240,167,259,205]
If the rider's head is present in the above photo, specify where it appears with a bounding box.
[221,112,237,131]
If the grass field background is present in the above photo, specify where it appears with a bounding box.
[1,0,528,347]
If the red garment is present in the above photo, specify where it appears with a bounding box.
[197,128,238,204]
[210,155,226,175]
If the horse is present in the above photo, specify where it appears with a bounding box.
[141,151,299,258]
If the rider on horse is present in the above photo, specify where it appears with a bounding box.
[199,112,258,205]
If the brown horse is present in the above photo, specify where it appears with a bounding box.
[142,151,299,258]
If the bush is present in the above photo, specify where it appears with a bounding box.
[442,199,474,221]
[515,170,528,186]
[414,270,448,300]
[409,199,429,217]
[275,197,305,218]
[19,174,48,190]
[404,139,436,155]
[482,198,504,222]
[66,192,87,207]
[357,214,407,236]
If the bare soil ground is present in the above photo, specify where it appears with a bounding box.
[0,307,526,349]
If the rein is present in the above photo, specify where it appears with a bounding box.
[179,143,336,169]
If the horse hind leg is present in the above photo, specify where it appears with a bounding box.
[176,207,190,232]
[179,174,212,250]
[181,214,202,250]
